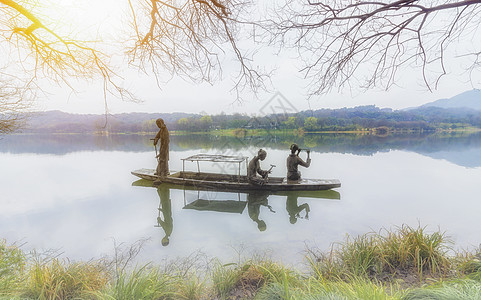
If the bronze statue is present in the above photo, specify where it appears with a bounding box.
[153,118,169,177]
[286,143,311,181]
[247,149,271,185]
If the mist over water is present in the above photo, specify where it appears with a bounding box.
[1,132,481,265]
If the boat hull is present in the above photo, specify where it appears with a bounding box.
[131,169,341,191]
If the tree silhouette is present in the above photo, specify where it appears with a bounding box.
[270,0,481,95]
[0,0,262,133]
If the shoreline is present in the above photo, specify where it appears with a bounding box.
[8,127,481,136]
[1,225,480,299]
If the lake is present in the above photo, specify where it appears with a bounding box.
[1,132,481,267]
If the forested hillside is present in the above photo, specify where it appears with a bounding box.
[18,105,481,134]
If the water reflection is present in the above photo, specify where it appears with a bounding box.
[156,185,173,246]
[3,134,481,265]
[247,191,274,232]
[3,131,481,167]
[286,194,310,224]
[134,179,340,244]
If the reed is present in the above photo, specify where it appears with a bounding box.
[454,247,481,279]
[307,225,452,281]
[1,224,481,299]
[253,260,302,300]
[22,259,108,299]
[100,265,180,299]
[210,260,242,299]
[0,240,26,294]
[379,225,451,276]
[338,233,382,277]
[210,257,301,299]
[177,276,207,300]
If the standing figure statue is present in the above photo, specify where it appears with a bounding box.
[154,118,170,177]
[286,143,311,181]
[247,149,271,185]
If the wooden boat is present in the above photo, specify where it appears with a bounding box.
[132,178,341,199]
[132,153,340,191]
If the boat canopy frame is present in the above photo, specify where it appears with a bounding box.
[181,154,249,182]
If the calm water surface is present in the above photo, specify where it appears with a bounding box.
[1,132,481,266]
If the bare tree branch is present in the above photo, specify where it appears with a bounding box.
[268,0,481,96]
[127,0,267,100]
[0,0,126,93]
[0,76,33,134]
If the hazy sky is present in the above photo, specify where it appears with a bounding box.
[35,66,478,115]
[7,0,481,115]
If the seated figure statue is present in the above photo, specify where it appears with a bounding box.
[247,149,271,185]
[286,143,311,182]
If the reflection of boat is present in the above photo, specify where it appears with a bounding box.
[183,199,247,214]
[132,154,340,191]
[133,178,340,235]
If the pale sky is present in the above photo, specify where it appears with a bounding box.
[35,58,478,115]
[7,0,481,115]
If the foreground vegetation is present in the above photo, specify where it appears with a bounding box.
[2,225,481,299]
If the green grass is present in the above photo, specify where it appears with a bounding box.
[307,225,452,283]
[98,265,180,299]
[0,240,25,295]
[1,225,481,299]
[211,260,242,299]
[404,279,481,300]
[22,259,109,299]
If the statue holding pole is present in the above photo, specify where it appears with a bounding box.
[153,118,170,177]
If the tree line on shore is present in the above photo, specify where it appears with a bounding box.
[18,105,481,134]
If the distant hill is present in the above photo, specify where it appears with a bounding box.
[16,98,481,134]
[418,89,481,110]
[22,110,198,133]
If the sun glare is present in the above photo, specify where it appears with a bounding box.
[41,0,129,42]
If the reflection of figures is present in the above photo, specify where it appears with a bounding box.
[156,186,173,246]
[247,191,275,231]
[287,144,311,181]
[286,194,310,224]
[247,149,272,185]
[153,118,170,177]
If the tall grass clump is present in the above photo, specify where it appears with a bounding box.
[454,247,481,280]
[307,225,452,283]
[22,258,109,299]
[211,260,243,299]
[338,234,382,277]
[210,257,301,299]
[253,260,302,300]
[379,225,451,277]
[101,265,181,300]
[176,276,206,300]
[0,240,26,294]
